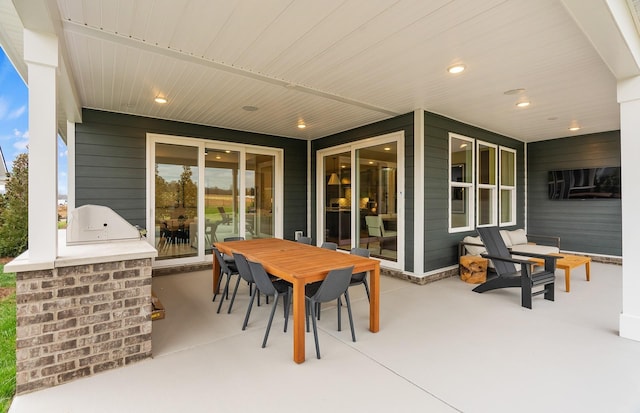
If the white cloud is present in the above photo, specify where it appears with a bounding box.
[13,139,28,151]
[7,105,25,119]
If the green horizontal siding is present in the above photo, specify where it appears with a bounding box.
[527,131,621,256]
[75,109,307,237]
[423,112,525,272]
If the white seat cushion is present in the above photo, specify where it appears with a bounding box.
[510,244,559,255]
[508,229,528,245]
[463,236,486,256]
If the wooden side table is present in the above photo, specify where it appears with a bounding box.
[529,253,591,292]
[459,255,488,284]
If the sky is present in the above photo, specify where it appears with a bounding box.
[0,46,68,196]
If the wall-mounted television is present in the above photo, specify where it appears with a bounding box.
[548,167,621,199]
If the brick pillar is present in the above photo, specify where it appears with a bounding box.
[15,258,153,394]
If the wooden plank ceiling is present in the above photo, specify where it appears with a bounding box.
[38,1,627,140]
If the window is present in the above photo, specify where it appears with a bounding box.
[449,134,517,232]
[477,141,497,226]
[449,133,475,232]
[499,147,516,226]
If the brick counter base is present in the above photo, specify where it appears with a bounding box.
[15,258,153,394]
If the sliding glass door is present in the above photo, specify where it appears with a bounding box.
[149,134,282,265]
[318,132,403,268]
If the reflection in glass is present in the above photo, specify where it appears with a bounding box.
[204,149,239,250]
[246,153,275,238]
[357,142,398,261]
[324,152,351,249]
[155,143,198,260]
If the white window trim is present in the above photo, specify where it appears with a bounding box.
[449,133,475,233]
[499,146,517,227]
[476,140,498,227]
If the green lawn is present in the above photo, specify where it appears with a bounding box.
[0,264,16,413]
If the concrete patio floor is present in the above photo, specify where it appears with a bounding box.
[9,261,640,413]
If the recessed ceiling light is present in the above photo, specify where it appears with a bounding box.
[504,88,526,95]
[384,147,391,151]
[224,150,231,153]
[297,123,306,129]
[154,96,167,104]
[569,126,581,131]
[215,155,221,160]
[447,64,466,74]
[460,143,467,148]
[368,161,374,165]
[242,105,258,111]
[516,101,530,108]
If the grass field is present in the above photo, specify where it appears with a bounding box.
[0,264,16,413]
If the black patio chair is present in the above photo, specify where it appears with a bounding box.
[320,241,337,250]
[349,247,371,301]
[305,266,356,358]
[297,236,312,245]
[212,247,240,313]
[247,260,291,348]
[474,226,559,309]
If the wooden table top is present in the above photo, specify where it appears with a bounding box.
[214,238,376,284]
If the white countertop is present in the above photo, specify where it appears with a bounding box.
[4,230,158,273]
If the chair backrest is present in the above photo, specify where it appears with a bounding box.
[297,236,312,245]
[350,247,370,258]
[365,216,384,237]
[321,242,337,250]
[232,252,253,283]
[213,247,233,274]
[310,266,354,303]
[350,248,370,281]
[477,226,517,276]
[247,260,277,296]
[224,236,244,242]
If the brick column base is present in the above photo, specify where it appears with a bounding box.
[15,258,153,394]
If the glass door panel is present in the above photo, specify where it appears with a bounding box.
[246,153,275,238]
[155,143,198,260]
[324,152,351,249]
[204,148,240,249]
[357,142,398,261]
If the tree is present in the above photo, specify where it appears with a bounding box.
[0,152,28,257]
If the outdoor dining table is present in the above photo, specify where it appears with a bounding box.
[213,238,380,363]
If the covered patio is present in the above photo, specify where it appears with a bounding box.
[9,261,640,413]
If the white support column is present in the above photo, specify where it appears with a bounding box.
[24,29,58,264]
[618,75,640,342]
[413,109,425,275]
[66,120,75,210]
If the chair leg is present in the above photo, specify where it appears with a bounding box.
[306,301,310,333]
[216,273,231,313]
[521,280,533,309]
[262,292,279,348]
[337,297,342,332]
[212,269,224,302]
[544,281,555,302]
[344,291,356,342]
[227,275,242,314]
[363,278,370,302]
[242,287,257,330]
[283,288,291,333]
[310,298,321,359]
